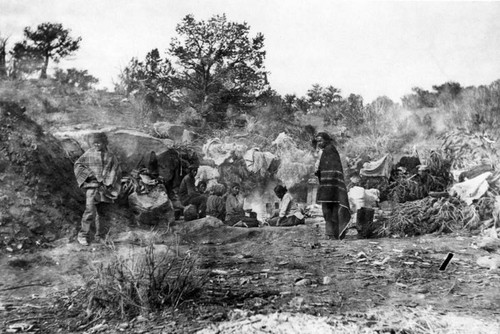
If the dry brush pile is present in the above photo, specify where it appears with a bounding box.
[387,150,452,203]
[377,196,481,237]
[380,130,499,237]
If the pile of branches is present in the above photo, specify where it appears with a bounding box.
[475,196,497,221]
[387,151,452,203]
[387,174,429,203]
[378,196,481,237]
[440,130,499,170]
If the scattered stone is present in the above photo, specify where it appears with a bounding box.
[212,269,229,275]
[228,309,252,321]
[372,256,390,266]
[356,251,367,258]
[477,255,500,270]
[134,315,148,323]
[478,237,500,253]
[118,322,129,329]
[89,323,108,333]
[295,278,311,286]
[289,296,305,308]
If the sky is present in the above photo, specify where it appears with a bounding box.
[1,0,500,103]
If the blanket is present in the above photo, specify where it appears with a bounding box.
[449,171,492,205]
[74,147,122,202]
[360,154,393,179]
[316,143,351,231]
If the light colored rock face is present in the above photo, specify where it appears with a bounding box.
[53,128,173,172]
[153,122,195,143]
[182,129,196,143]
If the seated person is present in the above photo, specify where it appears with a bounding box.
[179,165,200,206]
[179,165,208,219]
[267,185,305,226]
[189,181,208,218]
[225,183,260,227]
[206,183,226,221]
[225,183,245,225]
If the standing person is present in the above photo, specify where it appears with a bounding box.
[314,132,351,239]
[74,132,122,245]
[268,185,305,226]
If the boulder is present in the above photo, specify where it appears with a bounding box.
[59,137,84,163]
[182,129,196,143]
[153,122,194,143]
[477,255,500,270]
[176,216,224,234]
[53,128,174,172]
[183,204,199,222]
[478,236,500,253]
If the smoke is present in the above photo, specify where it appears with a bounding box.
[244,180,279,221]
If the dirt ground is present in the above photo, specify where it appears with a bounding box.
[1,216,500,334]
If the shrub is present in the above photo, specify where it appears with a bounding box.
[87,242,207,318]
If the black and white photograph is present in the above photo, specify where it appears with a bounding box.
[1,1,500,333]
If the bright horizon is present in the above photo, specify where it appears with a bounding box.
[1,0,500,103]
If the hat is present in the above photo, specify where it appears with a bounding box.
[91,132,108,144]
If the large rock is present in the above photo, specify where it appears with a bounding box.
[478,236,500,253]
[182,129,196,144]
[477,255,500,270]
[153,122,196,144]
[175,216,224,234]
[53,128,174,172]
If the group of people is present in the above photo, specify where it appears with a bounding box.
[73,131,351,245]
[178,165,308,228]
[177,165,252,225]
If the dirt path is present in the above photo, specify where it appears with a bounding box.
[1,219,500,333]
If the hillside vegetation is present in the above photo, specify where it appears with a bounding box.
[2,17,500,334]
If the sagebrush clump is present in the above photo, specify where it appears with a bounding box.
[87,242,207,318]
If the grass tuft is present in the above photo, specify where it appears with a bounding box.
[87,242,207,319]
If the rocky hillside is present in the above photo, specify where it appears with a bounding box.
[0,101,84,250]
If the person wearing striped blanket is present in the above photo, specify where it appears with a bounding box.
[313,132,351,240]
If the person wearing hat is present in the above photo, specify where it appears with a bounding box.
[74,132,122,246]
[313,132,351,240]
